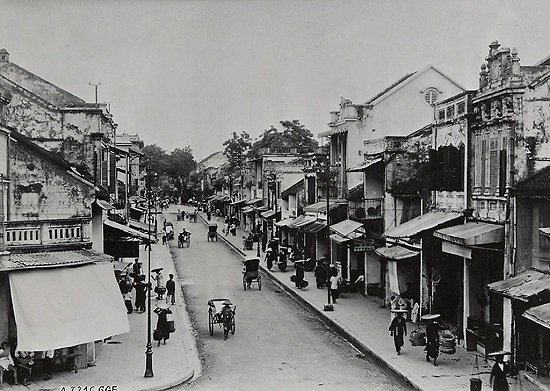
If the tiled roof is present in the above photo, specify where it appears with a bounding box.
[514,165,550,196]
[1,250,113,271]
[365,72,417,105]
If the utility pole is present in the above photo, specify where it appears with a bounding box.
[324,154,334,312]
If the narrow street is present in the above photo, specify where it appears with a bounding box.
[166,207,411,391]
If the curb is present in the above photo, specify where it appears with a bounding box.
[139,369,195,391]
[197,213,421,391]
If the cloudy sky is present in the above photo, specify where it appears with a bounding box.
[1,0,550,161]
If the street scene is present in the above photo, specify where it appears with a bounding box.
[1,1,550,391]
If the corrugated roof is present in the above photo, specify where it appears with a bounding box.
[488,269,550,302]
[329,233,352,244]
[523,303,550,330]
[275,217,296,227]
[304,201,338,213]
[1,250,112,271]
[434,222,504,246]
[302,221,327,234]
[384,211,462,239]
[347,157,383,172]
[375,245,419,260]
[292,216,317,228]
[330,219,365,237]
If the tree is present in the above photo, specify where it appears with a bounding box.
[141,144,170,177]
[223,131,252,172]
[167,147,196,202]
[280,120,318,151]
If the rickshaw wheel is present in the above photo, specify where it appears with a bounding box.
[258,275,262,290]
[243,275,247,291]
[208,311,214,336]
[231,316,235,334]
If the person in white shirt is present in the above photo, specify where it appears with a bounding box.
[329,274,339,304]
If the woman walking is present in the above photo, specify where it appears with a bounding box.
[389,309,408,355]
[423,314,440,366]
[154,303,173,346]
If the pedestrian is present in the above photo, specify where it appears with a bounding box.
[166,273,176,305]
[423,314,440,366]
[153,303,173,346]
[0,341,17,386]
[224,218,230,236]
[329,268,339,304]
[314,259,327,289]
[123,289,133,314]
[220,300,234,340]
[132,259,141,280]
[207,210,211,221]
[152,269,164,300]
[489,351,511,391]
[162,231,166,245]
[133,276,147,313]
[389,309,407,355]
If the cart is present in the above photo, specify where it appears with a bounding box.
[242,257,262,291]
[165,222,174,241]
[207,223,218,241]
[178,231,191,247]
[208,298,236,337]
[188,211,197,223]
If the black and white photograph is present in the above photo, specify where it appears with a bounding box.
[0,1,550,390]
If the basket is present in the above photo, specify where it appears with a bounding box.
[409,329,426,346]
[440,330,456,354]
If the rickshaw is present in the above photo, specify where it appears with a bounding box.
[208,298,236,338]
[207,223,218,241]
[178,230,191,247]
[188,210,197,223]
[242,256,261,291]
[165,222,174,241]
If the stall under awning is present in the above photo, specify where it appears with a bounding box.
[128,219,155,233]
[330,219,365,237]
[384,211,463,239]
[302,221,327,234]
[261,210,277,219]
[94,199,115,210]
[9,262,130,351]
[375,245,419,260]
[245,198,263,206]
[347,157,383,172]
[488,269,550,302]
[230,199,247,206]
[523,303,550,330]
[275,217,296,227]
[104,219,154,241]
[329,233,352,244]
[304,201,338,213]
[292,215,317,228]
[434,222,504,246]
[241,206,254,214]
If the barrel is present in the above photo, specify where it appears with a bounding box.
[470,377,482,391]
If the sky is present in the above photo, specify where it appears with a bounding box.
[1,0,550,161]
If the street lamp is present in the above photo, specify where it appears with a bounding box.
[144,166,154,378]
[255,205,261,257]
[323,155,334,312]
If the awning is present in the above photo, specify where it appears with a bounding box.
[347,157,383,172]
[384,211,462,239]
[242,206,254,214]
[318,127,348,138]
[304,201,338,213]
[488,269,550,302]
[104,219,154,241]
[291,216,317,228]
[330,219,365,237]
[245,198,263,206]
[302,221,327,234]
[281,179,304,199]
[128,219,155,233]
[257,206,270,212]
[94,199,115,210]
[9,262,130,351]
[130,206,146,215]
[261,210,277,219]
[230,199,247,206]
[275,217,296,227]
[523,303,550,330]
[329,233,352,244]
[375,245,419,260]
[434,222,504,246]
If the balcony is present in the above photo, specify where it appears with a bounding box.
[3,218,91,252]
[349,198,383,220]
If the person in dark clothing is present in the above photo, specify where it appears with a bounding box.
[220,301,234,340]
[132,259,142,279]
[165,274,176,305]
[314,259,327,289]
[424,315,440,366]
[133,276,147,313]
[489,351,511,391]
[389,310,407,354]
[294,261,306,289]
[154,305,173,346]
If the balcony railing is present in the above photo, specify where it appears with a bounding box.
[3,218,91,251]
[363,198,383,219]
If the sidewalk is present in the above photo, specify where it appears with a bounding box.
[200,211,543,391]
[19,239,195,391]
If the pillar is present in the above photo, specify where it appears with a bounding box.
[503,297,513,353]
[463,257,470,347]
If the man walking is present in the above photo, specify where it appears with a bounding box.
[389,309,407,355]
[166,273,176,305]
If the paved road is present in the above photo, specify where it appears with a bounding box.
[168,207,411,391]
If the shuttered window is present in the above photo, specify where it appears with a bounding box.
[480,139,487,192]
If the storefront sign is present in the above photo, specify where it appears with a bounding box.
[353,239,375,252]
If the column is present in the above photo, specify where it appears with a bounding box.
[463,257,470,347]
[503,297,513,353]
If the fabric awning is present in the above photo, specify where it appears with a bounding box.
[242,206,254,214]
[9,262,130,351]
[488,269,550,302]
[434,222,504,246]
[523,303,550,330]
[302,221,327,234]
[292,216,317,228]
[375,245,419,260]
[245,198,263,206]
[275,217,296,227]
[230,199,247,206]
[330,219,365,237]
[304,201,338,213]
[104,219,154,241]
[347,157,383,172]
[94,200,115,210]
[384,211,463,239]
[128,219,155,233]
[261,210,277,219]
[329,233,352,244]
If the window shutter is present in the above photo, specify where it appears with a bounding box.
[458,144,465,191]
[428,149,439,190]
[109,153,117,194]
[499,149,507,196]
[101,151,108,188]
[480,139,487,192]
[490,139,498,195]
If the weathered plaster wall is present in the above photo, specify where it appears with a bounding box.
[0,274,10,343]
[9,142,93,220]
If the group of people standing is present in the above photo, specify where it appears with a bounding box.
[0,341,55,385]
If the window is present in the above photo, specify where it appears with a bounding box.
[457,101,466,115]
[424,88,439,104]
[429,144,464,191]
[438,109,446,121]
[446,105,455,119]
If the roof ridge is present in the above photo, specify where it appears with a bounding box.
[365,71,417,105]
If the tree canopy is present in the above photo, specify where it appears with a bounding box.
[223,131,252,172]
[248,120,318,158]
